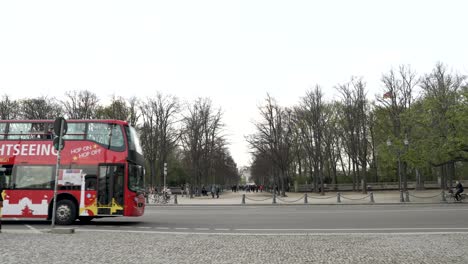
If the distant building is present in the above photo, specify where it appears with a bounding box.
[239,166,252,185]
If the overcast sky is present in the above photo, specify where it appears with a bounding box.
[1,0,467,167]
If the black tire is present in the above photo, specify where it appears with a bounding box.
[55,199,77,225]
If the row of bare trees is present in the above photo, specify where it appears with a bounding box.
[0,91,240,189]
[248,63,468,196]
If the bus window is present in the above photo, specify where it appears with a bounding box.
[13,165,54,189]
[0,166,13,189]
[0,123,6,139]
[63,123,86,140]
[7,123,32,139]
[87,123,124,150]
[85,175,97,190]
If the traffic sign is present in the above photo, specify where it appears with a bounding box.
[53,136,65,151]
[53,117,68,137]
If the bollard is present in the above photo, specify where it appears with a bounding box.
[304,193,308,204]
[337,192,341,203]
[272,194,277,204]
[405,191,410,203]
[441,190,447,202]
[242,194,245,204]
[400,190,405,203]
[370,192,375,203]
[174,194,178,205]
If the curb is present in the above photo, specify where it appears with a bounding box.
[145,202,466,207]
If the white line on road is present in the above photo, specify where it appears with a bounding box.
[137,226,152,229]
[236,227,468,231]
[76,228,468,236]
[156,227,170,230]
[24,224,41,234]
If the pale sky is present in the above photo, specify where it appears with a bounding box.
[1,0,467,168]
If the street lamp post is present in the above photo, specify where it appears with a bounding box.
[387,136,409,203]
[403,137,409,190]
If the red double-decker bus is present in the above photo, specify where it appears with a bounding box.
[0,119,145,224]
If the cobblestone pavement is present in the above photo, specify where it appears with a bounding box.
[1,231,467,263]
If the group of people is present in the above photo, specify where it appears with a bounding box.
[201,185,220,198]
[231,184,264,193]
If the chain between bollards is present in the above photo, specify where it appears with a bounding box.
[370,192,375,203]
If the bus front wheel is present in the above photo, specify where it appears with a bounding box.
[55,200,77,225]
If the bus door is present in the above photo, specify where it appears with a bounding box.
[97,164,125,215]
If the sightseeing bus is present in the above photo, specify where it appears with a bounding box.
[0,119,145,225]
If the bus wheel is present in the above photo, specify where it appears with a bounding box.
[55,200,77,225]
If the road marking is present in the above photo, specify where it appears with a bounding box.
[156,227,170,230]
[76,228,468,236]
[175,228,189,230]
[137,226,152,229]
[24,224,42,234]
[194,228,210,230]
[236,227,468,231]
[215,228,230,231]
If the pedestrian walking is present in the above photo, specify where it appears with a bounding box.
[455,181,464,201]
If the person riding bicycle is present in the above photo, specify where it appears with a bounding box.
[454,181,464,201]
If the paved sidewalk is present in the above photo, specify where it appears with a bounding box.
[149,189,453,206]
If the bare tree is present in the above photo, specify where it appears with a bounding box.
[377,65,418,190]
[0,95,20,120]
[96,95,132,121]
[250,151,275,187]
[296,86,327,194]
[337,77,370,193]
[139,93,180,187]
[127,96,140,127]
[247,94,294,196]
[19,96,62,120]
[61,90,100,119]
[180,98,225,193]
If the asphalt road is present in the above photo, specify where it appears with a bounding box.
[3,204,468,234]
[3,204,468,264]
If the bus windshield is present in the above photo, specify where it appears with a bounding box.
[128,163,145,192]
[126,126,143,155]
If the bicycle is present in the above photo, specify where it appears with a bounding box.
[148,193,157,204]
[155,192,171,204]
[446,189,466,202]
